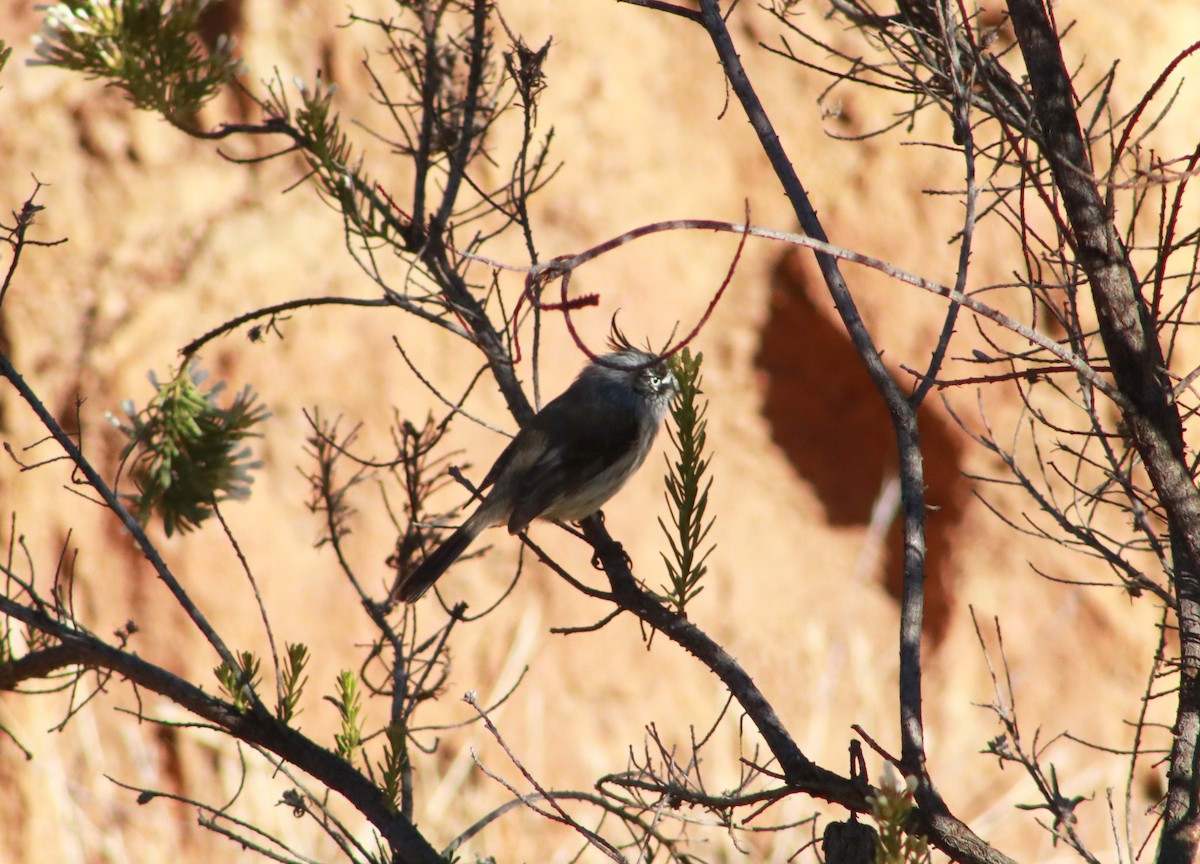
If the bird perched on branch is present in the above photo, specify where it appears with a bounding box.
[392,332,679,603]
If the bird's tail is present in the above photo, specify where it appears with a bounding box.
[391,519,483,604]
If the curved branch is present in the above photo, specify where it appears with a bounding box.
[179,295,393,358]
[465,218,1124,408]
[578,516,862,809]
[0,595,444,864]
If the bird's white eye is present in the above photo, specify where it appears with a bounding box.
[649,374,662,386]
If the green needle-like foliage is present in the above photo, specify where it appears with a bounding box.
[658,348,715,617]
[113,363,269,536]
[277,643,309,724]
[31,0,245,124]
[290,76,355,206]
[379,724,407,812]
[870,768,931,864]
[330,670,365,761]
[214,651,261,714]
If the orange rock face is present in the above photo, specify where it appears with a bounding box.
[1,1,1197,861]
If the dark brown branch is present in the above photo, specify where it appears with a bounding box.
[616,0,703,23]
[179,296,392,358]
[688,0,949,842]
[1,187,66,309]
[432,0,491,232]
[599,774,792,812]
[910,0,975,407]
[0,595,443,864]
[577,516,863,807]
[617,2,1023,862]
[1007,4,1200,863]
[582,511,1017,863]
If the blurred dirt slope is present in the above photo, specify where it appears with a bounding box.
[1,1,1198,862]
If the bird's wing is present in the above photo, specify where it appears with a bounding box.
[506,382,642,532]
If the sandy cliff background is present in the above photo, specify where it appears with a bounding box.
[1,0,1199,861]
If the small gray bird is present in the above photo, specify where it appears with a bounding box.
[392,337,679,603]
